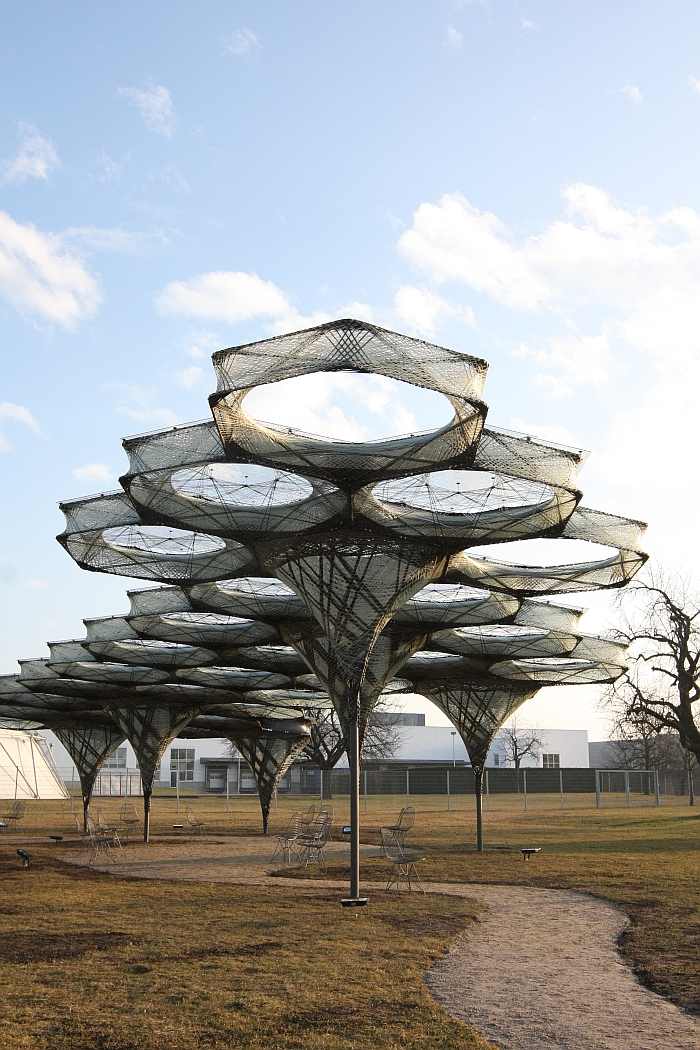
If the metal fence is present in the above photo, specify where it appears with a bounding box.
[296,765,698,810]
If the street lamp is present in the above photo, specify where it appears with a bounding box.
[451,731,457,767]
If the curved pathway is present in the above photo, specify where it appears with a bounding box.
[427,882,700,1050]
[64,840,700,1049]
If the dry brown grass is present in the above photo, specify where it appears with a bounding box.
[0,800,491,1050]
[1,791,698,1046]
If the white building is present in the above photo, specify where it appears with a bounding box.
[46,721,591,795]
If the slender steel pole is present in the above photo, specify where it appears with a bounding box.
[474,767,484,852]
[70,768,74,813]
[348,681,360,900]
[485,768,490,811]
[559,767,564,810]
[406,768,410,810]
[363,768,367,813]
[226,764,230,812]
[446,768,450,812]
[523,768,528,811]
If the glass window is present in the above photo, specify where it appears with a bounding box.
[170,748,195,781]
[104,747,127,769]
[542,754,560,769]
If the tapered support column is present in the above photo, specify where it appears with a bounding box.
[143,785,151,842]
[474,766,484,853]
[342,679,367,906]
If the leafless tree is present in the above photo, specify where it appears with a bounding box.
[605,568,700,783]
[302,701,403,798]
[499,717,544,771]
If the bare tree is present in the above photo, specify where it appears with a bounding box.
[499,717,544,771]
[302,702,403,798]
[606,568,700,783]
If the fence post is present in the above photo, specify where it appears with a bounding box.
[523,769,528,811]
[237,754,241,794]
[446,769,450,812]
[559,768,564,810]
[226,765,230,812]
[406,769,410,809]
[625,770,630,806]
[654,770,660,806]
[70,768,74,813]
[176,768,180,813]
[595,769,601,808]
[485,769,490,811]
[363,769,367,814]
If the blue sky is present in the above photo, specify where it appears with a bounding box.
[2,1,700,737]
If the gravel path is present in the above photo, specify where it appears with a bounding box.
[64,840,700,1049]
[426,882,700,1050]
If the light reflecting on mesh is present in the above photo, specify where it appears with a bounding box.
[373,470,552,514]
[171,463,313,507]
[103,525,226,556]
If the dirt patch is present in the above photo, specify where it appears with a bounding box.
[0,931,136,964]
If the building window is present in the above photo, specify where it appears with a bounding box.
[104,747,126,769]
[170,748,195,782]
[542,754,560,769]
[493,754,500,766]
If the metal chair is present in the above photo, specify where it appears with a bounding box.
[0,800,27,832]
[186,806,208,839]
[380,826,425,894]
[73,812,91,847]
[300,804,317,827]
[386,806,415,845]
[119,801,141,841]
[295,813,333,871]
[270,811,304,863]
[87,817,119,864]
[95,807,122,848]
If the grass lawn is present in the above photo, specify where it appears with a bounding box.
[0,792,697,1048]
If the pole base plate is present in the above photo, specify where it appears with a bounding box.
[340,897,369,907]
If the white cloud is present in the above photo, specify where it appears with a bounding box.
[157,270,291,323]
[445,26,463,51]
[181,328,222,359]
[0,212,101,327]
[103,381,178,428]
[23,578,47,589]
[146,164,189,193]
[398,183,700,568]
[399,193,549,309]
[156,269,332,335]
[174,366,206,389]
[224,27,260,55]
[1,123,60,183]
[72,462,113,485]
[508,417,581,448]
[0,401,40,452]
[619,83,643,104]
[522,20,535,29]
[60,226,167,254]
[117,83,175,137]
[516,332,612,398]
[244,372,428,441]
[689,75,700,94]
[394,285,474,337]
